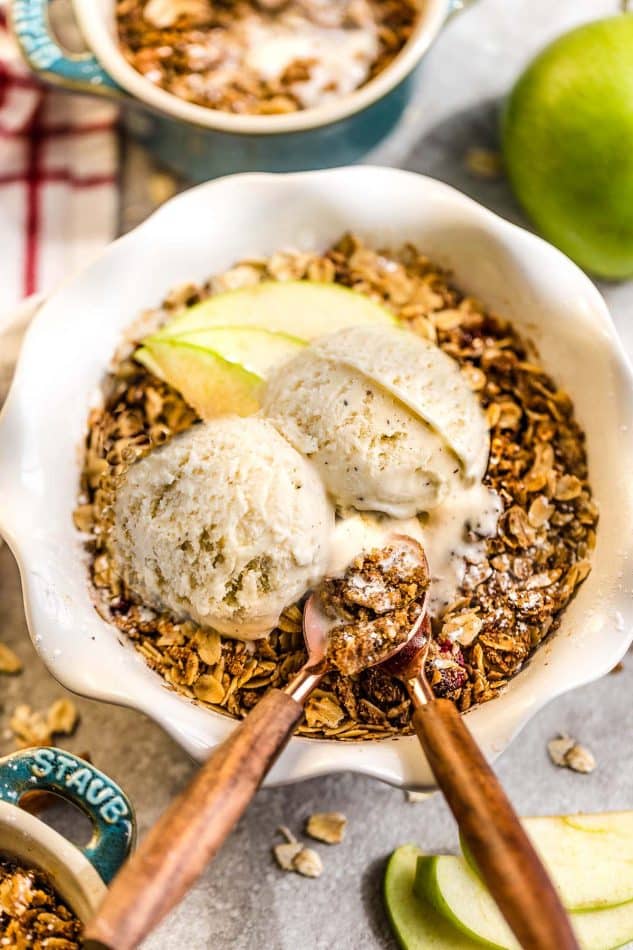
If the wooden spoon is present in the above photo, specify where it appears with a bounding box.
[382,612,579,950]
[83,539,429,950]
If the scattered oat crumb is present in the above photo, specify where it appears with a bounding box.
[547,734,596,773]
[0,643,22,675]
[465,147,503,180]
[10,706,51,748]
[277,825,296,843]
[306,811,347,845]
[148,171,179,206]
[273,826,325,877]
[547,734,575,766]
[273,840,303,870]
[292,847,323,878]
[47,698,79,736]
[610,662,624,674]
[564,744,596,774]
[406,790,433,803]
[273,826,303,871]
[9,698,79,749]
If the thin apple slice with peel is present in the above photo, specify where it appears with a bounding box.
[155,281,398,341]
[132,345,164,380]
[572,904,633,950]
[383,846,482,950]
[415,854,633,950]
[461,812,633,911]
[143,326,305,379]
[416,855,514,949]
[135,341,261,419]
[526,813,633,910]
[563,812,633,835]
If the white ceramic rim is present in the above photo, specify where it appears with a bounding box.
[2,167,633,789]
[0,801,106,921]
[73,0,450,134]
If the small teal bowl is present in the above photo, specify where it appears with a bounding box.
[11,0,462,181]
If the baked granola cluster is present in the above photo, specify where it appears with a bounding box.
[322,543,429,675]
[76,235,598,740]
[116,0,418,114]
[0,856,82,949]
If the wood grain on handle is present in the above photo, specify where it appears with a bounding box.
[84,688,303,950]
[413,699,579,950]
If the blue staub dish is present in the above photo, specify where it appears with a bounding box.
[10,0,462,179]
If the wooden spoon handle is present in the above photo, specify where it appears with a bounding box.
[413,698,579,950]
[84,688,303,950]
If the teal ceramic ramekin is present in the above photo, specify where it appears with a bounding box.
[10,0,462,180]
[0,747,135,923]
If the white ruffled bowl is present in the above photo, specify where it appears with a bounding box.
[1,167,632,788]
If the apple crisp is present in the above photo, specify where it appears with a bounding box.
[0,856,82,949]
[75,234,598,740]
[116,0,418,114]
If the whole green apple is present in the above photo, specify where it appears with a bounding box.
[502,15,633,279]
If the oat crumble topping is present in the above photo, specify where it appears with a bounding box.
[116,0,419,114]
[321,542,429,618]
[321,543,429,676]
[0,856,82,949]
[76,234,598,741]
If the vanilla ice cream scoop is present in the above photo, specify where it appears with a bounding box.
[263,350,459,517]
[112,416,334,638]
[263,325,489,517]
[314,325,490,481]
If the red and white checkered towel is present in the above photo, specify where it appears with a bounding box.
[0,6,119,326]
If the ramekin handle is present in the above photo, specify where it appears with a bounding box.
[11,0,123,96]
[0,747,135,883]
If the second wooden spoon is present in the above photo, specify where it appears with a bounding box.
[382,616,579,950]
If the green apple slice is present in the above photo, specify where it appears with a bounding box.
[573,904,633,950]
[132,344,164,380]
[155,281,398,341]
[415,854,633,950]
[416,855,515,949]
[525,813,633,911]
[135,340,262,419]
[314,325,489,481]
[461,813,633,911]
[144,326,305,379]
[384,846,482,950]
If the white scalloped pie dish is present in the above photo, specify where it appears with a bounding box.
[1,167,633,788]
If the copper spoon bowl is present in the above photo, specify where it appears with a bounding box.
[287,534,430,702]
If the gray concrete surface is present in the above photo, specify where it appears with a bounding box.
[2,0,633,946]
